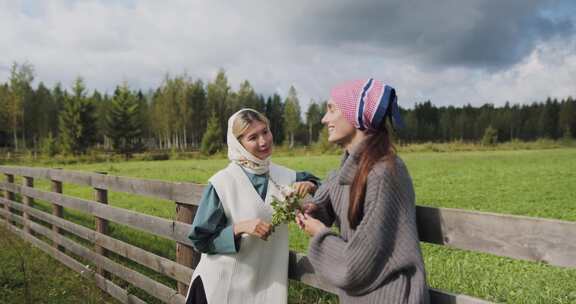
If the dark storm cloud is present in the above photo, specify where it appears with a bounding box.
[263,0,575,70]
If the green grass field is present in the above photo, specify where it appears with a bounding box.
[2,148,576,303]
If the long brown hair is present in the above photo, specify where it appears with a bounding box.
[348,125,395,229]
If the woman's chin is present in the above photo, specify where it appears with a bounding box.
[256,151,272,160]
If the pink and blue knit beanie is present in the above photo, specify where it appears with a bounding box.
[330,78,404,131]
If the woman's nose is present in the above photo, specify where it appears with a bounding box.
[321,112,329,124]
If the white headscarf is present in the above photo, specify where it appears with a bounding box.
[227,109,271,175]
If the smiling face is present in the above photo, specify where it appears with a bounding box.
[238,120,273,160]
[321,99,358,147]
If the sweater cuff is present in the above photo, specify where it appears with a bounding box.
[308,227,335,256]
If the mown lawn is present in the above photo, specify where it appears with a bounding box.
[2,148,576,303]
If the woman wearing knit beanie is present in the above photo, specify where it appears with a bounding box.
[297,79,430,303]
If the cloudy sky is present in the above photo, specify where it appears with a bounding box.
[1,0,575,108]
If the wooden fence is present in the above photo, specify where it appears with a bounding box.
[0,166,575,304]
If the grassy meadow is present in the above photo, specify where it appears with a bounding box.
[1,147,576,303]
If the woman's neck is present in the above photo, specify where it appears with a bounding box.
[343,130,366,153]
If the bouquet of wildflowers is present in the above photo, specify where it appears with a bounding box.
[270,185,304,227]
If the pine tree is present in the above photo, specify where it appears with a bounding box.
[0,84,10,147]
[106,84,144,157]
[200,114,223,155]
[315,125,333,152]
[29,83,55,146]
[58,77,97,155]
[537,99,557,139]
[305,101,323,144]
[283,86,301,148]
[206,69,230,144]
[265,94,285,145]
[40,132,58,157]
[237,80,259,110]
[51,83,66,137]
[188,80,207,148]
[558,97,576,139]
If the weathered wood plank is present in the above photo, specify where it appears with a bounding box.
[288,251,336,293]
[94,173,110,279]
[0,217,147,304]
[0,182,194,246]
[175,202,199,295]
[3,173,15,225]
[0,197,192,284]
[22,176,34,234]
[0,166,204,206]
[51,177,65,252]
[417,206,576,268]
[1,207,490,304]
[4,178,573,269]
[7,213,186,304]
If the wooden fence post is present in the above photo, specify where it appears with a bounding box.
[51,172,65,252]
[94,171,110,279]
[4,174,15,225]
[23,176,34,234]
[175,202,200,296]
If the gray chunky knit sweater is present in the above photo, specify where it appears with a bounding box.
[308,145,429,304]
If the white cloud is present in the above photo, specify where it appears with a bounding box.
[0,0,574,110]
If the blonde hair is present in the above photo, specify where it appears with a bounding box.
[232,109,271,138]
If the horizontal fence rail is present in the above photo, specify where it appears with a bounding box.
[416,206,576,268]
[0,166,204,204]
[2,165,575,303]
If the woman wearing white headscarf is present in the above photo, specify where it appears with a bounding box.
[185,109,319,304]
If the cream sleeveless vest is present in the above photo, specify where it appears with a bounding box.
[188,162,296,304]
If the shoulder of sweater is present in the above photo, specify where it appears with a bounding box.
[367,155,408,180]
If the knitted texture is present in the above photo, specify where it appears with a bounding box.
[308,144,430,304]
[330,78,396,131]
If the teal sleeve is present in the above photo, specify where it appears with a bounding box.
[188,183,239,254]
[296,171,321,187]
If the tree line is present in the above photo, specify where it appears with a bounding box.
[0,62,574,156]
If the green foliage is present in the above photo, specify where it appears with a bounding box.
[0,84,9,142]
[137,152,171,161]
[271,187,303,227]
[188,79,208,146]
[237,80,263,112]
[28,82,59,142]
[206,69,230,143]
[305,101,324,144]
[40,132,59,157]
[558,97,576,139]
[58,77,98,155]
[313,125,337,153]
[200,114,223,155]
[106,84,144,157]
[481,125,498,146]
[561,127,574,146]
[2,62,576,154]
[266,94,285,145]
[5,62,34,150]
[284,86,302,148]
